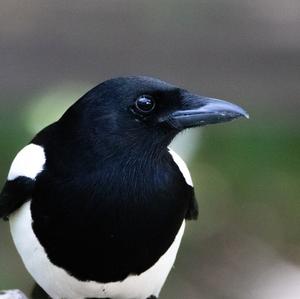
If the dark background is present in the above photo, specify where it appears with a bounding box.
[0,1,299,298]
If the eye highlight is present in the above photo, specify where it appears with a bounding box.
[135,95,156,113]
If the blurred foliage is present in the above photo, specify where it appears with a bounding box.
[192,121,300,246]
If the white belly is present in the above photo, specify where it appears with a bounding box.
[9,201,185,299]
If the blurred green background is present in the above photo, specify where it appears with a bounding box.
[0,1,299,298]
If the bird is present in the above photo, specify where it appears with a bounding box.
[0,76,248,299]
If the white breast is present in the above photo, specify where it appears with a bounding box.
[10,202,185,299]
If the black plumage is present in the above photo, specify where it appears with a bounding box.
[0,76,247,298]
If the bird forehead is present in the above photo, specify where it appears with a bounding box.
[103,76,179,96]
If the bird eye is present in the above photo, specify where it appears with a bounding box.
[135,96,156,113]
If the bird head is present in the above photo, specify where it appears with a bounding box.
[60,76,248,155]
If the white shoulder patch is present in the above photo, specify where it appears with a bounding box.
[168,148,193,187]
[8,144,46,181]
[0,290,28,299]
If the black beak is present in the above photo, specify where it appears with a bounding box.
[166,93,249,130]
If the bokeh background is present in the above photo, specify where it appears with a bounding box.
[0,1,299,298]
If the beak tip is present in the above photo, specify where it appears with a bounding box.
[240,110,250,120]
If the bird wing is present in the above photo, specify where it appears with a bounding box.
[168,149,193,187]
[0,144,46,220]
[168,148,198,220]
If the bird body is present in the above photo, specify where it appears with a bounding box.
[10,202,185,299]
[8,143,190,299]
[0,76,248,299]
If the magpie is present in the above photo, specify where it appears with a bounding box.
[0,76,248,299]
